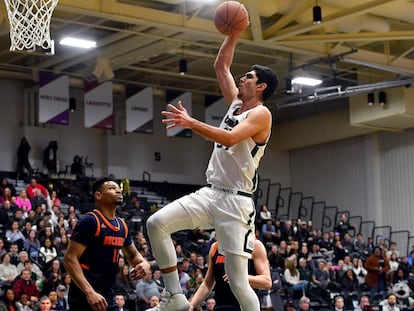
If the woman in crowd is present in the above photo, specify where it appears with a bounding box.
[16,190,32,212]
[39,237,57,268]
[284,256,308,296]
[23,229,41,260]
[5,220,25,250]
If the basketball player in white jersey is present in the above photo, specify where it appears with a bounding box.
[146,23,278,311]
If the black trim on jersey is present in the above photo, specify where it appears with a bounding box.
[243,229,253,254]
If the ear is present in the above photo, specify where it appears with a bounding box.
[256,82,267,92]
[94,191,102,201]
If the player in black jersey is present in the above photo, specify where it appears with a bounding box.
[64,178,150,311]
[189,239,271,311]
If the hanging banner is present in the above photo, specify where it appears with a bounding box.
[166,92,192,138]
[38,73,69,125]
[126,87,153,133]
[84,81,113,129]
[205,96,227,127]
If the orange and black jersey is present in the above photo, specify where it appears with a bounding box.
[70,209,132,293]
[211,242,256,309]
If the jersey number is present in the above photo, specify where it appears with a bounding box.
[113,249,120,263]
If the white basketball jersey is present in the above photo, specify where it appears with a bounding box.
[205,100,270,193]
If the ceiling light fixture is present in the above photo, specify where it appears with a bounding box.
[59,37,97,49]
[313,1,322,24]
[179,58,187,75]
[292,76,322,86]
[367,93,375,106]
[379,91,386,106]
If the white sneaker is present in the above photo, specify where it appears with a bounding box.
[146,290,190,311]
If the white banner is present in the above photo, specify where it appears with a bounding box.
[126,87,153,133]
[166,92,192,138]
[38,75,69,125]
[205,97,227,127]
[84,81,113,129]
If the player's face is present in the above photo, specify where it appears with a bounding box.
[238,70,259,100]
[99,181,123,205]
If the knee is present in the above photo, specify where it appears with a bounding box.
[147,214,161,235]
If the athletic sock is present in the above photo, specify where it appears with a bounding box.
[162,270,182,295]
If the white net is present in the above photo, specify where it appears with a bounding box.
[4,0,59,51]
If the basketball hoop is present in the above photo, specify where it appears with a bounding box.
[4,0,59,52]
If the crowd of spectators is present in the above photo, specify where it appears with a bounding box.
[0,175,413,311]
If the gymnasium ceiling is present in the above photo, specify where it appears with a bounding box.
[1,0,414,122]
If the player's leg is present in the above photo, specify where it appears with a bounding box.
[147,196,206,311]
[225,253,260,311]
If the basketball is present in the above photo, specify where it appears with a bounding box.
[214,1,249,36]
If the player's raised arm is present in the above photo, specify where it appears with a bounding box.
[214,34,240,105]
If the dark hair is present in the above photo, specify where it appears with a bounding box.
[251,64,278,101]
[92,177,117,195]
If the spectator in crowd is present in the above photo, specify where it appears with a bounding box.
[1,188,13,206]
[334,214,355,240]
[380,294,400,311]
[352,257,368,291]
[114,293,129,311]
[365,246,390,298]
[333,295,345,311]
[55,285,67,311]
[312,259,330,289]
[113,265,137,310]
[0,178,16,198]
[16,293,36,311]
[388,252,400,286]
[136,269,161,310]
[297,296,314,311]
[353,232,368,259]
[5,220,25,250]
[354,295,371,311]
[377,236,388,251]
[55,234,69,261]
[38,295,52,311]
[24,229,41,260]
[319,232,334,254]
[298,257,313,282]
[8,243,20,265]
[39,238,58,268]
[0,288,18,311]
[259,204,272,226]
[42,259,63,296]
[2,200,16,222]
[16,137,33,177]
[16,250,43,281]
[147,295,160,310]
[204,297,216,311]
[48,290,64,311]
[30,190,48,214]
[284,256,308,296]
[333,240,347,264]
[261,219,277,249]
[341,269,359,310]
[16,190,32,212]
[0,253,18,287]
[48,191,61,210]
[26,179,48,200]
[13,269,40,302]
[386,242,400,259]
[268,244,285,272]
[152,269,164,293]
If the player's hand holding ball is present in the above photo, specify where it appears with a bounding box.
[214,1,249,36]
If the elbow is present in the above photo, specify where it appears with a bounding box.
[264,278,272,290]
